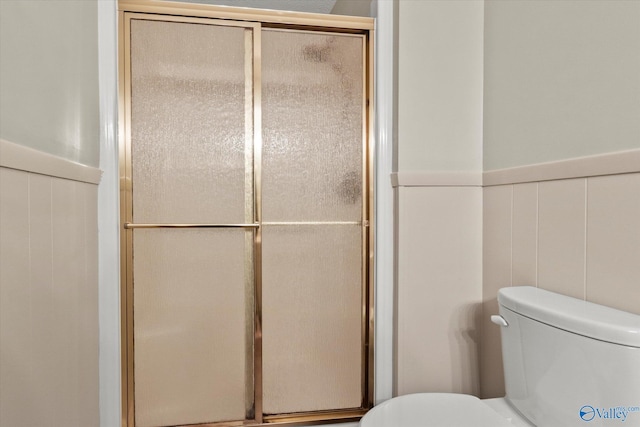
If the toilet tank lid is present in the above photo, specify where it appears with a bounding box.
[498,286,640,348]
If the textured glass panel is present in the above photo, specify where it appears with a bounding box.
[133,229,253,427]
[262,30,364,222]
[262,225,362,413]
[130,20,250,224]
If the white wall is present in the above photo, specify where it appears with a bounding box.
[398,0,483,173]
[481,0,640,398]
[483,0,640,171]
[0,0,100,167]
[396,0,640,401]
[0,1,102,425]
[330,0,372,17]
[394,0,484,396]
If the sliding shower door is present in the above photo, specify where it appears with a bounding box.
[261,29,366,416]
[124,16,259,427]
[119,4,373,427]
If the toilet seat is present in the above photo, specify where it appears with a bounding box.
[359,393,522,427]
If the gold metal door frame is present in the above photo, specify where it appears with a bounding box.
[118,2,375,426]
[120,12,261,426]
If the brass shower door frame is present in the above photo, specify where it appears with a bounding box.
[118,2,375,426]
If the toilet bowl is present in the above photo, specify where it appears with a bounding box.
[360,286,640,427]
[360,393,532,427]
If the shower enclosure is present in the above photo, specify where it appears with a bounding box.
[118,2,374,426]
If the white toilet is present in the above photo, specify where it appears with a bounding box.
[361,286,640,426]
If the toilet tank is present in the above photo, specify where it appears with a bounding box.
[497,286,640,427]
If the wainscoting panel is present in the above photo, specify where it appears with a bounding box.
[0,167,99,427]
[586,174,640,314]
[482,168,640,398]
[537,179,586,299]
[396,186,482,396]
[511,183,537,287]
[480,185,510,399]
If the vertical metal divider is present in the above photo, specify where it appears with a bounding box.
[252,25,264,425]
[121,13,135,427]
[366,29,376,410]
[243,28,256,421]
[360,33,371,410]
[117,9,129,427]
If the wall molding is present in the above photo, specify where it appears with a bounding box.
[373,0,395,406]
[0,139,102,185]
[391,171,483,187]
[392,149,640,189]
[97,0,122,426]
[484,149,640,187]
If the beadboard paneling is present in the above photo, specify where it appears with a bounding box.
[0,167,99,427]
[537,179,586,299]
[482,171,640,398]
[511,183,538,287]
[586,174,640,314]
[480,185,511,399]
[396,186,482,396]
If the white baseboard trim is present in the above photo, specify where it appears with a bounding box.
[391,171,483,187]
[0,139,102,185]
[484,149,640,187]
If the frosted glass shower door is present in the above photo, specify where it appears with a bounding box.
[126,17,257,427]
[261,29,367,415]
[122,9,373,426]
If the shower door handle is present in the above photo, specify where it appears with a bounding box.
[124,223,260,229]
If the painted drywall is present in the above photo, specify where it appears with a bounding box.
[0,0,100,167]
[0,1,101,425]
[394,0,484,397]
[483,0,640,171]
[330,0,372,17]
[397,0,483,173]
